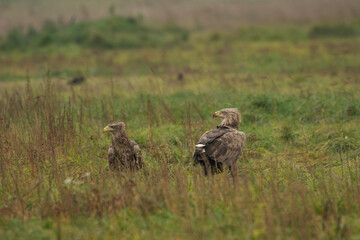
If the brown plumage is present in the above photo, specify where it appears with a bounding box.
[193,108,246,177]
[103,122,143,171]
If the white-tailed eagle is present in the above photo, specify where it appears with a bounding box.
[103,122,143,171]
[193,108,246,177]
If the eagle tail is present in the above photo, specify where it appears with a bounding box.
[193,144,206,164]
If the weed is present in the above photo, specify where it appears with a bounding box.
[0,18,360,240]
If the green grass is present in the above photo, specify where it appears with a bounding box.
[0,19,360,240]
[0,16,189,51]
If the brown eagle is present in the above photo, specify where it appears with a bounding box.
[103,122,143,171]
[193,108,246,177]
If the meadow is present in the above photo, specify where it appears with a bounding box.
[0,16,360,239]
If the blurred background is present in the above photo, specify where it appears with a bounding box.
[1,0,360,33]
[0,0,360,85]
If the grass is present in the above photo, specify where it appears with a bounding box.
[0,16,188,51]
[0,18,360,240]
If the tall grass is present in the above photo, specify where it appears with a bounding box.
[1,17,360,239]
[0,73,359,239]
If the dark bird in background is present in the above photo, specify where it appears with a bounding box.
[68,76,85,85]
[193,108,246,177]
[103,122,143,171]
[177,72,184,81]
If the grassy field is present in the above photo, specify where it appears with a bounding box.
[1,16,360,240]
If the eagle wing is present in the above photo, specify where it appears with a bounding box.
[198,126,235,145]
[107,145,116,170]
[204,131,246,166]
[194,126,246,166]
[131,140,143,168]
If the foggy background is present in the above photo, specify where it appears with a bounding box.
[1,0,360,35]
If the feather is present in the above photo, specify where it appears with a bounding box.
[104,122,143,171]
[193,108,246,177]
[131,140,143,169]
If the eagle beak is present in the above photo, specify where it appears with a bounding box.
[212,111,223,118]
[103,126,113,133]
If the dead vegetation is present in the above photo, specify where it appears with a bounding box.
[0,73,359,239]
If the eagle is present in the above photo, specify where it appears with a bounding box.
[103,122,143,171]
[193,108,246,177]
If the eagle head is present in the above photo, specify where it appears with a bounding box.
[103,122,126,133]
[213,108,241,129]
